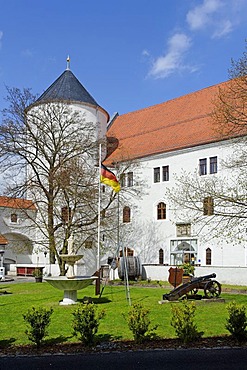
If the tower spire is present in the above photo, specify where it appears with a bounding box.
[66,55,70,70]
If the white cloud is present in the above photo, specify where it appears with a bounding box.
[148,33,195,79]
[186,0,223,31]
[212,19,233,38]
[186,0,247,38]
[145,0,247,79]
[142,49,150,57]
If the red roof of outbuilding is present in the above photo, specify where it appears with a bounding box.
[0,234,8,244]
[0,196,36,210]
[106,81,232,164]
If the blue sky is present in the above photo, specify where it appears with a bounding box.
[0,0,246,117]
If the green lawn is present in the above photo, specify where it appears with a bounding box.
[1,281,247,346]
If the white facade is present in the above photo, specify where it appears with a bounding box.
[115,137,247,284]
[0,204,37,272]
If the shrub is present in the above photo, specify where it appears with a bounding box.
[125,303,158,343]
[181,263,195,276]
[225,301,247,341]
[23,306,53,348]
[171,301,203,344]
[72,303,105,346]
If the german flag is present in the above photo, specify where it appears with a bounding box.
[100,164,121,193]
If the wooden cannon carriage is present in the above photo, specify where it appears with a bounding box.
[163,272,221,301]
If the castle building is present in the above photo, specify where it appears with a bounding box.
[3,63,247,284]
[105,79,247,284]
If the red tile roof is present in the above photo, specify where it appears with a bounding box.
[0,196,36,210]
[0,234,8,244]
[105,80,234,164]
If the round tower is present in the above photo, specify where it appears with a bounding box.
[26,57,109,159]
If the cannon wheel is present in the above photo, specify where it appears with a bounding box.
[204,280,221,298]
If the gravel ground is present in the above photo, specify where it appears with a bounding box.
[1,336,247,357]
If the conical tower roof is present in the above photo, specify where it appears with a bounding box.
[36,69,99,107]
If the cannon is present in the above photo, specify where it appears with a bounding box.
[163,273,221,301]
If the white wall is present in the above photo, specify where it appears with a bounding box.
[0,207,36,268]
[122,139,246,270]
[142,264,247,286]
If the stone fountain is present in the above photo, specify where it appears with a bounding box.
[45,235,97,305]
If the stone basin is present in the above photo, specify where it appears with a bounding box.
[45,276,96,290]
[60,254,83,264]
[59,254,84,279]
[45,276,97,305]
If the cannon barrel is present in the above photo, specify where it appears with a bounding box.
[191,273,216,283]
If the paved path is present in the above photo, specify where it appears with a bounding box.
[1,347,247,370]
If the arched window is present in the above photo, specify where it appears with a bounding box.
[206,248,212,265]
[10,213,18,223]
[123,206,131,223]
[157,202,166,220]
[159,249,164,264]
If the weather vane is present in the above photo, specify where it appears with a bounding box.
[66,55,70,70]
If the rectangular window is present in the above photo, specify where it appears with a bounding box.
[61,207,71,223]
[127,172,133,187]
[203,197,214,216]
[120,172,134,187]
[154,167,160,183]
[210,156,217,174]
[162,165,169,181]
[10,213,18,223]
[176,223,191,237]
[85,239,93,249]
[120,174,125,188]
[199,158,207,176]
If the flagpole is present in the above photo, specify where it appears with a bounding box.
[117,176,131,305]
[97,143,102,272]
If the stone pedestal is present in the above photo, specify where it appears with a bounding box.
[60,290,78,305]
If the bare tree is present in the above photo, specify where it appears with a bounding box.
[166,43,247,241]
[0,87,144,275]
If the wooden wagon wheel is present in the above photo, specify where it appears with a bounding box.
[188,288,198,296]
[204,280,221,298]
